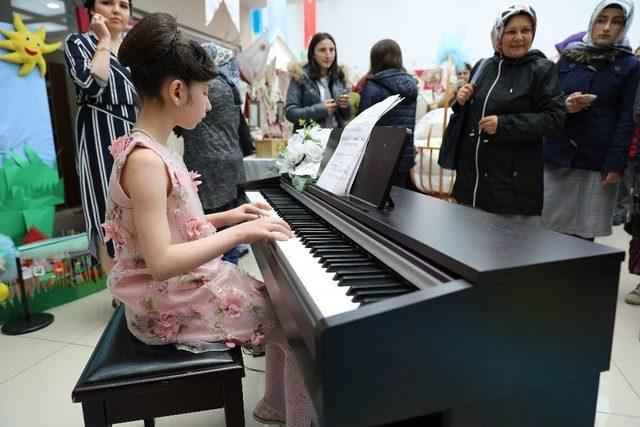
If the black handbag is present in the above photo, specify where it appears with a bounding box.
[438,58,490,170]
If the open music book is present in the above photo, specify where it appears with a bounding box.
[316,95,403,196]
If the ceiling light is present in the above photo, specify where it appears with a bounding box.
[46,2,62,9]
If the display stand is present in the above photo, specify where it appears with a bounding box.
[1,257,54,335]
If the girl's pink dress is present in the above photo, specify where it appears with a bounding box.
[103,132,275,349]
[102,132,313,425]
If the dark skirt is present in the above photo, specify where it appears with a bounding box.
[75,104,134,259]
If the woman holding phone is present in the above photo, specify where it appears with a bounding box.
[543,0,640,240]
[285,33,351,130]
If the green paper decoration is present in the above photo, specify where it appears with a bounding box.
[0,144,64,244]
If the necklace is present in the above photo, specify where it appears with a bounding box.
[131,128,160,144]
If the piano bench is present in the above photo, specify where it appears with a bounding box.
[71,305,246,427]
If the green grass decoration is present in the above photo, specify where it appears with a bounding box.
[0,276,106,325]
[0,144,64,244]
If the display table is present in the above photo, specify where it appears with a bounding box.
[243,155,279,182]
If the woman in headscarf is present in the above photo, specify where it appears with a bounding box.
[451,4,565,223]
[543,0,640,240]
[179,43,250,264]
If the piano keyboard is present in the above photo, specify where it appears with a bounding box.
[246,189,417,318]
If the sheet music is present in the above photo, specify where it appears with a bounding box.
[316,95,403,196]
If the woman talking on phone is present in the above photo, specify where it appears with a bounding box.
[285,33,351,130]
[543,0,640,240]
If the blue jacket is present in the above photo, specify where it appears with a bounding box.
[358,69,418,172]
[543,50,640,174]
[285,66,350,130]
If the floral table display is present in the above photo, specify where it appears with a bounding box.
[269,120,332,191]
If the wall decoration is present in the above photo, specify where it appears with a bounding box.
[0,13,61,77]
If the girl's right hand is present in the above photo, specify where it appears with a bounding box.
[90,13,111,42]
[456,83,475,106]
[566,92,589,114]
[237,216,294,243]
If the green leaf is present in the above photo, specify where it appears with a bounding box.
[291,175,314,191]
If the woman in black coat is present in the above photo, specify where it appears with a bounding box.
[358,39,418,188]
[451,4,565,222]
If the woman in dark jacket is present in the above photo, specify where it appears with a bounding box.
[358,39,418,188]
[543,0,640,240]
[285,33,350,130]
[451,4,565,221]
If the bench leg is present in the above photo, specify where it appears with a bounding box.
[81,400,111,427]
[223,378,245,427]
[144,419,155,427]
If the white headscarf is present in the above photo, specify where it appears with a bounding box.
[583,0,634,47]
[490,4,537,53]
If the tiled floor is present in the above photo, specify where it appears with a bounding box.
[1,226,639,426]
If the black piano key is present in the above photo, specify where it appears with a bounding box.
[311,248,359,257]
[357,296,388,305]
[346,283,404,296]
[339,274,396,287]
[320,255,370,264]
[314,250,362,259]
[351,288,413,302]
[325,261,377,272]
[332,267,386,279]
[304,240,345,248]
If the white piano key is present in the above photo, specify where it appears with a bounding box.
[246,191,358,317]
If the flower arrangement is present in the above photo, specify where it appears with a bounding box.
[269,120,329,191]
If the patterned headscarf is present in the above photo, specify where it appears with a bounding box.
[201,42,242,90]
[490,4,537,53]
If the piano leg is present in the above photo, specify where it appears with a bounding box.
[443,374,599,427]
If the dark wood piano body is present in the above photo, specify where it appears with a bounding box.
[241,176,623,427]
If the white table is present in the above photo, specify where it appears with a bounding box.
[243,155,279,182]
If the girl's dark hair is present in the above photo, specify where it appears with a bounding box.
[369,39,405,75]
[306,32,343,81]
[84,0,133,15]
[118,13,216,102]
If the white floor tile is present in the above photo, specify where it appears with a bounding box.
[22,290,114,343]
[0,335,65,384]
[597,364,640,417]
[0,343,94,427]
[611,335,640,398]
[72,322,107,347]
[595,412,640,427]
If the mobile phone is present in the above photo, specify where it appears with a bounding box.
[576,94,597,104]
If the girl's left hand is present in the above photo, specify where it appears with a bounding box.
[228,203,272,224]
[478,115,498,135]
[336,93,350,108]
[602,172,621,185]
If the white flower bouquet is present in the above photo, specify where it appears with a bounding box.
[269,120,331,191]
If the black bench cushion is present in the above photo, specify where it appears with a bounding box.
[78,305,242,386]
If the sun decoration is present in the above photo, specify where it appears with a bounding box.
[0,13,61,77]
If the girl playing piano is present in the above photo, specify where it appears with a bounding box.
[103,12,312,425]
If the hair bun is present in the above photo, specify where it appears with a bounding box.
[118,12,179,68]
[116,12,216,102]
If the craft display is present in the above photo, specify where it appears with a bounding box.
[0,13,61,77]
[0,233,106,327]
[0,145,64,245]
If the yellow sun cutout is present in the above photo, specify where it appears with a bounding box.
[0,13,61,77]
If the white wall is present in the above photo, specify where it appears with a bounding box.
[283,0,640,75]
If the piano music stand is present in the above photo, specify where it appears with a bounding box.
[317,126,409,210]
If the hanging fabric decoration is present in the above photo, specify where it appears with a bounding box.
[303,0,316,48]
[0,13,61,77]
